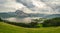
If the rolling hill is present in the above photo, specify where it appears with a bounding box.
[0,22,60,33]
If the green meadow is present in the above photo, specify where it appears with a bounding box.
[0,22,60,33]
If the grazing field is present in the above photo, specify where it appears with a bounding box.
[0,22,60,33]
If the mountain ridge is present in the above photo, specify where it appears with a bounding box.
[0,10,60,18]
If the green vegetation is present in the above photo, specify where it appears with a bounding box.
[3,19,42,28]
[4,21,39,28]
[0,22,60,33]
[0,17,60,33]
[43,17,60,27]
[0,18,3,22]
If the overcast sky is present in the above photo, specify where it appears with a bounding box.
[0,0,60,14]
[0,0,24,12]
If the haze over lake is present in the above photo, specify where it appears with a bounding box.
[3,17,41,23]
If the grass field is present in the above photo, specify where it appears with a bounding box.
[0,22,60,33]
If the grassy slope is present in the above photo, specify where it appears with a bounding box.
[0,22,60,33]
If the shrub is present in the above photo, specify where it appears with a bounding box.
[43,17,60,27]
[3,19,40,28]
[0,18,3,22]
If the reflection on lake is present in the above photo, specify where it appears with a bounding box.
[3,17,41,23]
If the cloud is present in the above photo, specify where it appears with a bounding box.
[0,0,24,12]
[16,0,55,14]
[41,0,60,14]
[0,0,60,14]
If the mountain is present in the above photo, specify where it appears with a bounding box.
[45,14,60,18]
[15,10,50,17]
[0,10,49,18]
[0,13,16,18]
[0,10,60,18]
[15,10,29,17]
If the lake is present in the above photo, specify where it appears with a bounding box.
[3,17,42,23]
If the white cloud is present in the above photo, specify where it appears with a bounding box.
[16,0,53,14]
[0,0,60,14]
[0,0,24,12]
[41,0,60,14]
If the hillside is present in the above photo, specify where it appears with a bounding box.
[45,14,60,18]
[0,22,60,33]
[0,10,49,18]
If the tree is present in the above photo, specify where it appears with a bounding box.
[0,18,3,21]
[43,17,60,27]
[28,19,40,28]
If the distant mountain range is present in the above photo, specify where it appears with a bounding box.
[45,14,60,18]
[15,10,49,17]
[0,10,60,18]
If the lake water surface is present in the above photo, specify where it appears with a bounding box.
[3,17,41,23]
